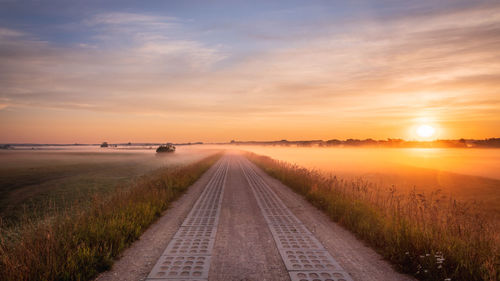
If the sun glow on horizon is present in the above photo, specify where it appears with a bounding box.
[0,2,499,143]
[416,124,436,139]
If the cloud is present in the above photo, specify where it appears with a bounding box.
[0,27,25,38]
[85,12,177,26]
[0,4,499,136]
[0,12,227,115]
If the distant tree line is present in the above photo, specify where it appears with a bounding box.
[228,138,500,148]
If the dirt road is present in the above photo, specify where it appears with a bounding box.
[96,153,414,281]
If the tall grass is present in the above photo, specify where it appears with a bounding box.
[246,152,499,281]
[0,153,221,281]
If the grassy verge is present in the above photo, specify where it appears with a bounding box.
[0,153,221,281]
[0,150,213,225]
[246,152,499,281]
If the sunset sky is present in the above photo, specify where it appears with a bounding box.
[1,0,499,143]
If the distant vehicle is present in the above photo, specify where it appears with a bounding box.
[156,143,176,153]
[0,144,11,149]
[100,142,109,148]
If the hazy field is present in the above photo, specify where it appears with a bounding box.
[233,146,500,215]
[246,150,499,280]
[0,149,222,281]
[3,145,497,221]
[0,146,217,224]
[1,144,498,281]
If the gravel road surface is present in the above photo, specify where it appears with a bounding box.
[95,152,414,281]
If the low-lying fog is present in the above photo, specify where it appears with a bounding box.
[229,145,500,180]
[1,145,219,171]
[2,144,498,213]
[0,146,221,222]
[224,145,500,212]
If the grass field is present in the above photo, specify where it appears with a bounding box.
[246,152,499,281]
[0,151,221,281]
[0,148,215,224]
[236,146,500,215]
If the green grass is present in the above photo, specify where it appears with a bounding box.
[0,150,211,224]
[0,153,221,281]
[246,152,499,281]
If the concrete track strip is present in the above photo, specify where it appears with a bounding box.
[239,158,354,281]
[145,157,228,281]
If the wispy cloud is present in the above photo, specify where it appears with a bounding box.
[0,12,226,114]
[0,3,499,141]
[0,27,25,38]
[85,12,178,26]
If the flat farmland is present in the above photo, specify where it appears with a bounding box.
[0,146,216,224]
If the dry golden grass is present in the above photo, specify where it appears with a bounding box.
[0,153,221,281]
[246,152,499,281]
[0,149,214,224]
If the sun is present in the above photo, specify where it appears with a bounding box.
[416,124,435,138]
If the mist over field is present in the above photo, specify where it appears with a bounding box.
[1,0,499,280]
[2,144,499,219]
[230,145,500,179]
[221,145,500,213]
[0,146,219,223]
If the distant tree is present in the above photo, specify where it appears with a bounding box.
[472,138,500,148]
[156,144,176,153]
[326,139,341,146]
[345,139,362,146]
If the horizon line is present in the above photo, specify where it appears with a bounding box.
[2,137,499,146]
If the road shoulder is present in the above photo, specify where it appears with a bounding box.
[247,160,415,281]
[94,162,221,281]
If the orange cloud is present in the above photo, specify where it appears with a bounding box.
[1,5,500,143]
